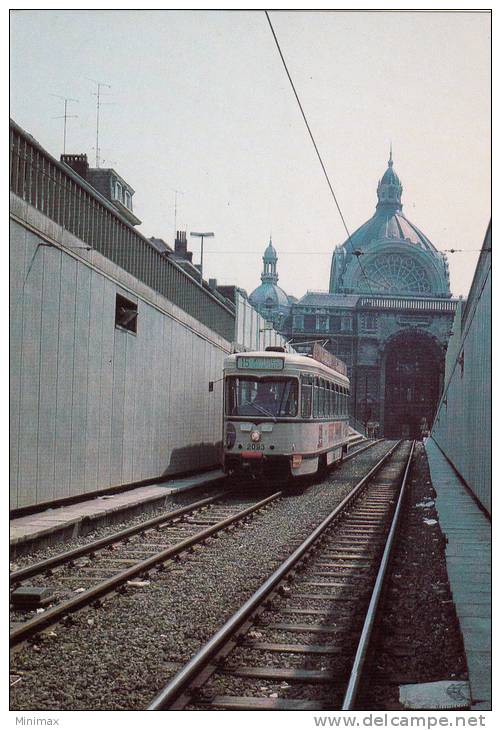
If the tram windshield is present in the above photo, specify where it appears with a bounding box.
[226,377,298,418]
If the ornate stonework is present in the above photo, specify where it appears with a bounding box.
[284,154,457,438]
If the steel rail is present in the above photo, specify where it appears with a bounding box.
[147,440,401,710]
[10,491,282,648]
[10,492,229,585]
[344,438,383,462]
[341,440,415,710]
[11,440,380,587]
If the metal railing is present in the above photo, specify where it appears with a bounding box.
[9,120,235,341]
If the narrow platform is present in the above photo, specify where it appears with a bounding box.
[424,439,491,711]
[10,469,225,551]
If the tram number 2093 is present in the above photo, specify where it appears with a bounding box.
[246,443,265,451]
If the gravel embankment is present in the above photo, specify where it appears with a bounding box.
[11,441,390,710]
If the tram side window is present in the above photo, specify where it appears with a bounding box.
[318,379,324,417]
[301,375,313,418]
[330,383,334,417]
[313,377,319,418]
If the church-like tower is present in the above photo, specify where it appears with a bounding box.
[249,237,292,327]
[261,238,279,284]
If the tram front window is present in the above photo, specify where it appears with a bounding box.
[226,377,298,418]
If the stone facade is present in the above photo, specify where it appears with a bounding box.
[281,155,457,439]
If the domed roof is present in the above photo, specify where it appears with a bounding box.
[249,281,290,308]
[329,153,451,297]
[249,236,292,317]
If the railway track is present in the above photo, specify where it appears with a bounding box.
[10,439,380,651]
[147,440,415,711]
[10,490,282,647]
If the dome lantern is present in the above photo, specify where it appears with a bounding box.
[376,148,403,211]
[261,236,279,284]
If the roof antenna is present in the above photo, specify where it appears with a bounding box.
[50,94,79,154]
[88,79,113,168]
[389,142,393,167]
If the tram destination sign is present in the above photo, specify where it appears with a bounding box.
[237,356,284,370]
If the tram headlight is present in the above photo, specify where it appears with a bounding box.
[226,423,236,449]
[250,430,261,442]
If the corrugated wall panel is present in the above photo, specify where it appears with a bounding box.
[18,233,44,506]
[97,278,115,487]
[10,221,27,507]
[84,272,105,492]
[37,247,62,504]
[70,265,92,495]
[54,255,77,499]
[121,326,137,483]
[110,329,127,486]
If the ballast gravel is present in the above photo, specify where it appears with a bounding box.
[11,442,391,711]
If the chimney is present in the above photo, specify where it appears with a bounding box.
[174,230,187,257]
[61,153,89,180]
[209,278,218,289]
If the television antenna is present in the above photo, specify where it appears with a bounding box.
[50,94,79,154]
[88,78,113,168]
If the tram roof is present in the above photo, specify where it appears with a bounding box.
[224,350,350,384]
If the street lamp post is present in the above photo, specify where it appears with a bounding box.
[190,231,214,279]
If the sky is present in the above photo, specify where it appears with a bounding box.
[10,9,491,299]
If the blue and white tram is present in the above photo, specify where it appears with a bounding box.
[222,346,351,481]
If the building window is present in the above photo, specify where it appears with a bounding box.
[304,314,316,331]
[293,314,304,331]
[341,316,352,332]
[316,314,329,332]
[124,190,132,210]
[115,293,138,333]
[331,316,341,332]
[360,313,377,331]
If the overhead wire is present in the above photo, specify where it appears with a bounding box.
[264,10,375,295]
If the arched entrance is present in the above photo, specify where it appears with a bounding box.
[383,332,443,439]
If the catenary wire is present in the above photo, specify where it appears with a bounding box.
[264,10,375,295]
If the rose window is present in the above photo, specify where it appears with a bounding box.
[358,254,432,294]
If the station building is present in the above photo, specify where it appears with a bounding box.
[261,154,457,438]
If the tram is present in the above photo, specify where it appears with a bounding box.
[222,344,351,481]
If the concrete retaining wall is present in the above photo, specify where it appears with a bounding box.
[10,196,231,509]
[431,224,491,514]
